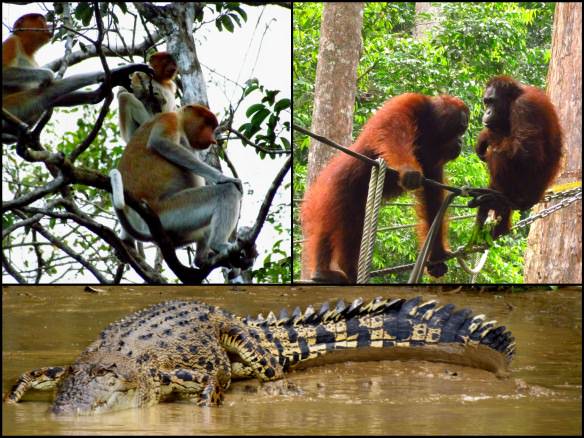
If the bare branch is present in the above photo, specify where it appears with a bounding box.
[249,155,291,242]
[44,33,162,71]
[15,209,109,283]
[2,249,27,284]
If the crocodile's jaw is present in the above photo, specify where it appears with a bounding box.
[52,384,141,416]
[51,353,148,416]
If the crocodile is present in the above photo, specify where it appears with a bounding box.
[4,296,515,415]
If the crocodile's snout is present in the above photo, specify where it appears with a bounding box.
[51,368,105,416]
[51,353,141,415]
[51,400,87,416]
[52,385,96,416]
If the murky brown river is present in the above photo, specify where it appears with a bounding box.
[2,285,581,435]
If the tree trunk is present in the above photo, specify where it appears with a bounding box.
[414,2,441,39]
[301,2,364,279]
[524,2,582,283]
[305,3,364,187]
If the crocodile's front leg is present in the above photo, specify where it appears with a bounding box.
[230,361,255,379]
[159,368,226,406]
[219,325,284,381]
[4,366,67,403]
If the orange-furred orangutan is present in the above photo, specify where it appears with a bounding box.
[301,93,469,283]
[474,76,563,238]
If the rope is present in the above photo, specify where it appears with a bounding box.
[357,158,385,283]
[293,124,381,168]
[408,192,458,283]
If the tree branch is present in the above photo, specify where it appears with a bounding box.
[248,155,291,242]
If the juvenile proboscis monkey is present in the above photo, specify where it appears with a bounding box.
[118,52,178,143]
[2,13,152,140]
[110,104,243,267]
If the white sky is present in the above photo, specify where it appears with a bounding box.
[1,3,291,284]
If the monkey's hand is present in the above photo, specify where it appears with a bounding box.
[38,70,55,88]
[476,130,490,161]
[108,64,155,92]
[216,176,243,193]
[399,170,424,191]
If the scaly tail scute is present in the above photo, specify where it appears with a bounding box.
[241,296,515,377]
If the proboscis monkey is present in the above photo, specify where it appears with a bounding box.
[2,13,152,141]
[118,52,178,143]
[110,104,243,267]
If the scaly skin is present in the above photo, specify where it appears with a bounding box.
[4,297,515,415]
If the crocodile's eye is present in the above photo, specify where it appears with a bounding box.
[94,366,117,379]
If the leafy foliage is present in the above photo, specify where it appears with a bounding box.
[293,2,554,283]
[239,79,291,158]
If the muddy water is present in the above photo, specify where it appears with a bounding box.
[2,286,581,435]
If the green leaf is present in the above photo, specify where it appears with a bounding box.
[246,103,266,117]
[274,98,291,112]
[195,7,204,22]
[238,122,251,135]
[262,90,280,105]
[244,84,259,97]
[222,15,234,33]
[234,6,247,22]
[267,114,278,131]
[229,13,241,27]
[246,124,262,139]
[251,108,270,127]
[75,3,93,26]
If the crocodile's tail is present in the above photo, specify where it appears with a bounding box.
[242,296,515,378]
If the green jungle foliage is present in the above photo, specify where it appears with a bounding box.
[293,2,555,283]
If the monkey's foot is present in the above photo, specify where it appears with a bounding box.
[196,239,257,271]
[194,243,235,268]
[311,270,350,284]
[233,230,258,270]
[426,261,448,278]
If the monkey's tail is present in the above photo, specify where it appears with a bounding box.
[109,169,154,242]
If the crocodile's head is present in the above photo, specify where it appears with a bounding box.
[52,352,147,415]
